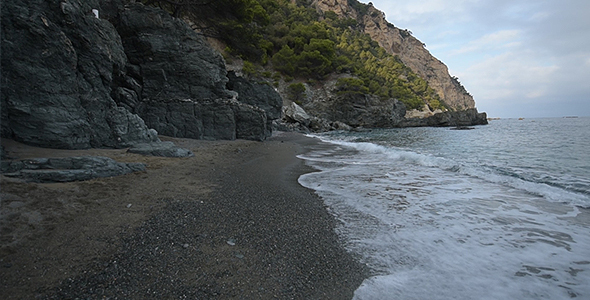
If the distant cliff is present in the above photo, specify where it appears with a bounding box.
[312,0,475,111]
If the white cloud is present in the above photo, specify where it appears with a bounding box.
[458,51,559,103]
[452,29,521,55]
[364,0,590,117]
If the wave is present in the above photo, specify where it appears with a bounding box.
[305,135,590,208]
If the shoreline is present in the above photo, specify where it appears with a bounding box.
[0,132,368,299]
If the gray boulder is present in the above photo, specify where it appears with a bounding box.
[284,102,312,127]
[128,141,194,157]
[280,102,354,133]
[226,71,283,137]
[135,98,268,141]
[1,156,146,183]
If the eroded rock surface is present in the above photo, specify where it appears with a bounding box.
[1,0,282,152]
[1,156,146,183]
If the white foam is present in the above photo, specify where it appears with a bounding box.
[306,137,590,207]
[298,139,590,299]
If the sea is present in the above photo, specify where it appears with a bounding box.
[297,117,590,300]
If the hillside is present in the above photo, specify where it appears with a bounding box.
[312,0,475,111]
[1,0,486,153]
[183,0,475,113]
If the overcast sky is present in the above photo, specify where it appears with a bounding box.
[364,0,590,118]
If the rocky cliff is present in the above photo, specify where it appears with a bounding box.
[312,0,476,111]
[278,75,486,132]
[1,0,282,151]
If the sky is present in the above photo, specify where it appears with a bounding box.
[364,0,590,118]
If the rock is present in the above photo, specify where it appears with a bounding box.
[231,101,269,141]
[307,92,406,128]
[114,3,232,102]
[226,71,283,137]
[128,141,194,157]
[1,156,146,183]
[136,98,268,141]
[331,121,352,131]
[398,108,488,127]
[1,0,158,149]
[1,0,281,151]
[404,105,436,119]
[113,3,277,141]
[283,102,312,127]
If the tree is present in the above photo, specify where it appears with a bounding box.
[271,45,296,75]
[143,0,270,60]
[335,78,369,95]
[287,83,306,104]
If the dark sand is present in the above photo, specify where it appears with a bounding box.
[0,132,368,299]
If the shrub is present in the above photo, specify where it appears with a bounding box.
[287,82,306,103]
[335,77,369,95]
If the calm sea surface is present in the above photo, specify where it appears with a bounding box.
[298,117,590,300]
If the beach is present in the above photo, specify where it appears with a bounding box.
[0,132,368,299]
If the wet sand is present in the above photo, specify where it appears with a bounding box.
[0,132,368,299]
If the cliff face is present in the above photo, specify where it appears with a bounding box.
[312,0,476,111]
[1,0,282,150]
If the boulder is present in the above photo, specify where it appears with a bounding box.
[284,102,312,126]
[128,141,194,157]
[135,98,269,141]
[280,102,354,133]
[1,156,146,183]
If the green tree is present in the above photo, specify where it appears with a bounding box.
[271,45,296,75]
[287,82,306,104]
[335,77,369,95]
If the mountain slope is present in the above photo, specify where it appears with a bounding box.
[312,0,475,111]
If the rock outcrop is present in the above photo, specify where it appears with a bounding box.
[307,92,406,128]
[128,142,194,157]
[277,74,484,133]
[1,0,282,153]
[312,0,475,111]
[110,3,280,141]
[397,108,488,127]
[1,156,146,183]
[1,0,158,149]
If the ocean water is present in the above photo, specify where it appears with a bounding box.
[297,117,590,300]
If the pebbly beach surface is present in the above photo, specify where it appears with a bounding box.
[0,132,368,299]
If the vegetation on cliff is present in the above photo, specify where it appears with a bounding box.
[142,0,446,111]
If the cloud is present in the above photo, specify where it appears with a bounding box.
[457,50,559,104]
[451,29,522,55]
[365,0,590,117]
